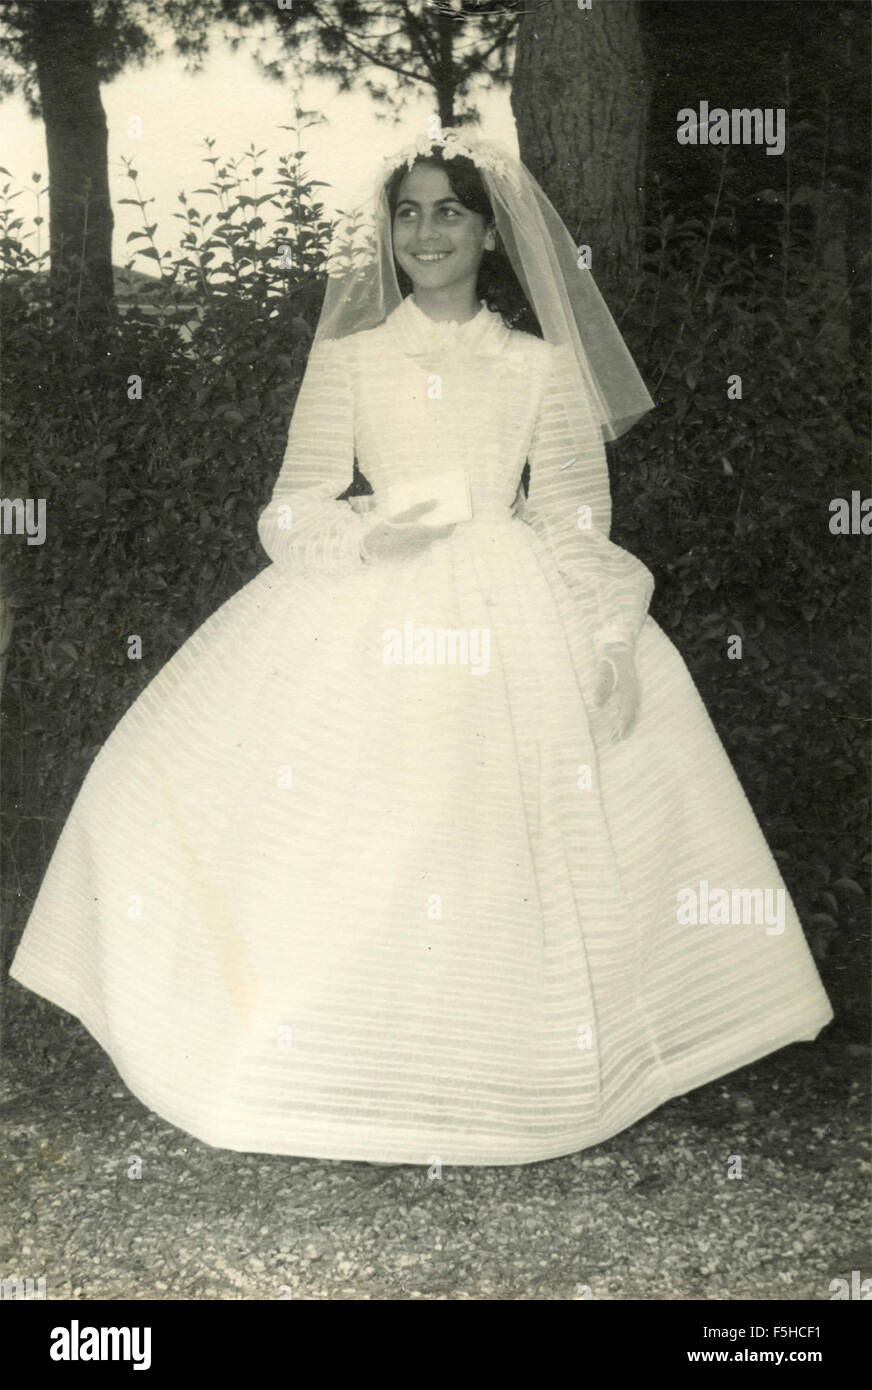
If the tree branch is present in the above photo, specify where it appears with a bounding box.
[304,1,432,87]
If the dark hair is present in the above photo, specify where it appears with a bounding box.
[385,149,542,338]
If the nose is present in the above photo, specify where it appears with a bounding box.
[415,210,443,242]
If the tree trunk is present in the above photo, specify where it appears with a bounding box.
[511,0,648,305]
[30,0,114,325]
[814,13,865,359]
[435,9,455,127]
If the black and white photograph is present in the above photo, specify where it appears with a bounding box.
[0,0,869,1333]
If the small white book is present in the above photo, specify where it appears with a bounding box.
[380,468,473,527]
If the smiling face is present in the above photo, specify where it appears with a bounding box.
[391,162,496,299]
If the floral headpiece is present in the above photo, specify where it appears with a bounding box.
[380,128,519,187]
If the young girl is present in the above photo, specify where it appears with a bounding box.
[10,130,832,1165]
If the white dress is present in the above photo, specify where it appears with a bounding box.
[10,295,833,1165]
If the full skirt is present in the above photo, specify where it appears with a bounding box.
[10,517,833,1164]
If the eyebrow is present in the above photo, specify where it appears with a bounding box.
[395,196,463,208]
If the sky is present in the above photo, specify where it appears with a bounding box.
[2,20,517,275]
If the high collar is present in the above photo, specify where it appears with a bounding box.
[386,293,511,360]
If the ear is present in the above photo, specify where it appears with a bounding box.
[484,220,497,252]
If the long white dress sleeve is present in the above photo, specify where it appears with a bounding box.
[523,346,655,655]
[256,337,373,576]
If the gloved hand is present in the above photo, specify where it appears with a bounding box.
[347,494,376,516]
[594,641,640,743]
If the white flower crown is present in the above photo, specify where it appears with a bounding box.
[380,128,518,186]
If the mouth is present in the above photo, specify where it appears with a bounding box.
[409,251,454,263]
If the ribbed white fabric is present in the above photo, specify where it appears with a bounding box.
[10,296,833,1165]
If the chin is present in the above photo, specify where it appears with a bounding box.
[409,275,454,292]
[401,260,445,280]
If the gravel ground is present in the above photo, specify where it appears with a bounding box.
[0,986,868,1302]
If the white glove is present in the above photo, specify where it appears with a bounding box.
[594,641,640,743]
[347,494,376,516]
